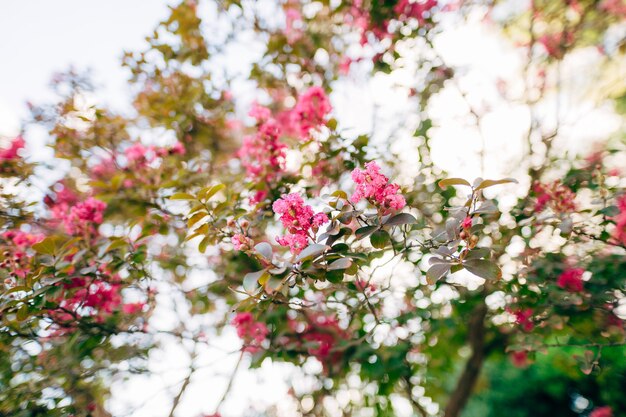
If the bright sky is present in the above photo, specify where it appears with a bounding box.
[0,0,177,136]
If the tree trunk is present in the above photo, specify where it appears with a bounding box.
[443,300,488,417]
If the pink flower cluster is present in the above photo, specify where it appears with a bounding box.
[509,350,530,368]
[1,230,44,279]
[272,193,328,254]
[532,180,576,213]
[51,279,118,329]
[286,313,348,372]
[284,4,303,44]
[347,0,437,45]
[63,197,107,236]
[557,267,584,292]
[0,136,25,161]
[232,312,269,353]
[350,161,406,212]
[393,0,437,26]
[238,118,287,183]
[612,195,626,246]
[509,308,534,332]
[289,86,332,139]
[590,406,613,417]
[237,87,331,189]
[232,233,253,251]
[124,142,185,168]
[600,0,626,18]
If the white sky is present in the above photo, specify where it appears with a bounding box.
[0,0,177,135]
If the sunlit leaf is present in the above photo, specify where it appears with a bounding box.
[328,257,352,271]
[438,178,471,188]
[474,178,518,191]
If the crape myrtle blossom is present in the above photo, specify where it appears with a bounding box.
[272,193,329,254]
[590,406,613,417]
[232,233,253,251]
[508,307,534,332]
[612,194,626,246]
[232,312,269,353]
[0,136,25,161]
[557,267,585,293]
[1,230,44,280]
[290,86,332,139]
[63,197,107,236]
[238,118,287,183]
[284,3,303,44]
[532,180,576,214]
[350,161,406,212]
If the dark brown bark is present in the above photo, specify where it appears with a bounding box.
[443,300,488,417]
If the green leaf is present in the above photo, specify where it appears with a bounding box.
[169,192,196,200]
[465,247,491,260]
[463,259,502,280]
[16,304,29,322]
[203,184,226,201]
[474,178,518,191]
[370,230,390,249]
[32,236,67,256]
[426,263,451,285]
[438,178,471,188]
[187,212,207,229]
[198,236,211,253]
[105,238,127,252]
[355,226,378,240]
[384,213,417,226]
[331,190,348,200]
[599,205,619,216]
[326,269,344,283]
[328,258,352,271]
[243,270,265,294]
[295,244,328,262]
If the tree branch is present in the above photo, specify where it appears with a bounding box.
[443,300,488,417]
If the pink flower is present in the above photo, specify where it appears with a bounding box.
[510,351,529,368]
[232,312,269,353]
[532,180,576,213]
[53,278,124,329]
[232,233,251,251]
[339,57,352,75]
[2,230,44,248]
[0,136,25,161]
[285,6,303,44]
[238,118,287,182]
[557,268,584,292]
[350,161,406,212]
[122,302,145,314]
[272,193,328,254]
[63,197,107,236]
[394,0,438,25]
[510,308,534,332]
[248,103,272,122]
[590,406,613,417]
[612,195,626,246]
[462,216,473,229]
[124,143,154,166]
[290,87,332,139]
[600,0,626,18]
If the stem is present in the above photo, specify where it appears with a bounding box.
[443,300,488,417]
